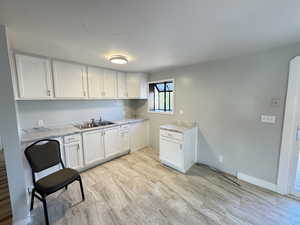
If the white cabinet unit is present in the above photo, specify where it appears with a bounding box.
[159,124,197,173]
[53,60,88,98]
[15,54,53,99]
[87,66,117,98]
[104,126,122,158]
[103,69,117,98]
[120,125,130,151]
[13,52,148,100]
[87,66,104,98]
[130,121,149,152]
[126,73,148,99]
[82,130,105,166]
[63,134,84,170]
[117,72,128,98]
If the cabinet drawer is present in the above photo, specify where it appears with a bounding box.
[64,134,81,144]
[160,129,183,141]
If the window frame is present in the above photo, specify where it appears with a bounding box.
[148,79,175,115]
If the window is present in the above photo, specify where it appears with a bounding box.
[148,80,174,113]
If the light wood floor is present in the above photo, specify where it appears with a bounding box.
[0,151,12,225]
[30,148,300,225]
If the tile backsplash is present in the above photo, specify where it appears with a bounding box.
[17,100,136,129]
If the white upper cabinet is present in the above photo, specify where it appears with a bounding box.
[15,54,53,99]
[103,69,117,98]
[126,73,148,99]
[87,66,117,98]
[13,52,147,100]
[87,66,104,98]
[117,72,128,98]
[52,60,88,98]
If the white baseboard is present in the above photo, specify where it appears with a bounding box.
[13,213,31,225]
[237,172,279,193]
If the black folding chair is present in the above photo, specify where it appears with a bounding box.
[25,139,85,225]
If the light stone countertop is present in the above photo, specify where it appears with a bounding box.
[160,122,197,133]
[21,118,148,143]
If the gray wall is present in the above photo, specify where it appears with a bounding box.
[142,43,300,184]
[0,25,28,222]
[17,100,135,129]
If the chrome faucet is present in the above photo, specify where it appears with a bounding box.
[91,118,95,126]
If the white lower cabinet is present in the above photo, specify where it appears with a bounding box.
[104,126,122,158]
[120,125,130,151]
[160,137,183,170]
[63,134,84,170]
[159,126,197,173]
[130,121,149,152]
[82,130,105,165]
[22,121,149,197]
[82,126,128,167]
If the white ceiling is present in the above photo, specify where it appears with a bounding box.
[1,0,300,72]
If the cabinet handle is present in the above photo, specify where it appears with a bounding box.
[47,90,51,96]
[83,91,86,96]
[77,144,80,151]
[180,144,183,150]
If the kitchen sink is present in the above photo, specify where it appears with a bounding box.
[74,121,115,130]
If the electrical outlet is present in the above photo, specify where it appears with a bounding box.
[218,155,223,163]
[271,98,280,107]
[37,120,44,127]
[261,115,276,124]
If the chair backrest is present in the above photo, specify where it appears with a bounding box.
[25,139,63,173]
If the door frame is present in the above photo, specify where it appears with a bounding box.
[277,56,300,195]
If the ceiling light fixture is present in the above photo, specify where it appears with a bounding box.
[109,55,128,64]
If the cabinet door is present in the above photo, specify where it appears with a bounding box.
[103,70,117,98]
[15,54,53,99]
[87,66,104,98]
[120,131,130,151]
[126,73,140,98]
[104,127,121,158]
[159,138,183,169]
[117,72,128,98]
[53,60,87,98]
[139,73,148,99]
[126,73,148,99]
[82,130,105,165]
[64,142,83,170]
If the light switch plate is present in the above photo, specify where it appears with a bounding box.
[37,120,44,127]
[261,115,276,124]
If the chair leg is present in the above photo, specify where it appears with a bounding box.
[78,177,85,201]
[42,196,50,225]
[30,188,35,211]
